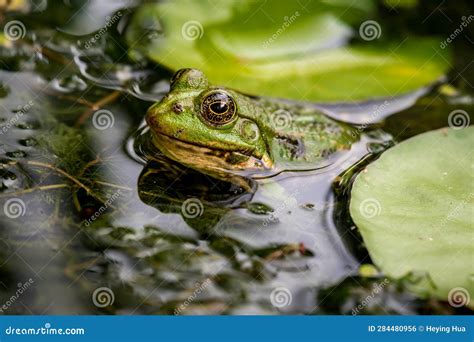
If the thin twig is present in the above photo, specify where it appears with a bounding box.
[5,160,115,209]
[78,156,102,177]
[26,161,94,193]
[35,46,71,65]
[75,90,121,127]
[93,181,132,191]
[0,184,69,197]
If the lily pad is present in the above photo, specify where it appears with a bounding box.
[350,127,474,307]
[126,0,450,102]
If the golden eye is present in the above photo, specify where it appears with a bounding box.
[200,91,237,127]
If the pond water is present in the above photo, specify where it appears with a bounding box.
[0,0,472,315]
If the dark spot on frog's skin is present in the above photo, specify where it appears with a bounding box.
[172,103,184,114]
[224,152,249,165]
[173,128,184,138]
[276,134,305,159]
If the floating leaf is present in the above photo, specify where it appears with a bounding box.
[126,0,450,102]
[350,127,474,307]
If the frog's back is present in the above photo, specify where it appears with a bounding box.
[254,98,356,170]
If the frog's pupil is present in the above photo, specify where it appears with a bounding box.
[210,102,228,114]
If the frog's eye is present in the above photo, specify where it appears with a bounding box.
[170,68,208,89]
[170,69,188,86]
[200,91,237,127]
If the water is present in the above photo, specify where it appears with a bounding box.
[0,1,472,315]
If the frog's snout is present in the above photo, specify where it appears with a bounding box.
[145,109,159,130]
[146,99,181,135]
[146,103,166,130]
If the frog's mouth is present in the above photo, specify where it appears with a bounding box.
[150,131,273,172]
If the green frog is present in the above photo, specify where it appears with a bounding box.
[146,68,356,181]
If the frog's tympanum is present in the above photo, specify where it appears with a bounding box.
[146,68,356,178]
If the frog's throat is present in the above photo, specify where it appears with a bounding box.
[151,132,273,171]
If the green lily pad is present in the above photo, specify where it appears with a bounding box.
[350,127,474,307]
[126,0,450,102]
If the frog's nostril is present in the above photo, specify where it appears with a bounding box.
[172,103,184,114]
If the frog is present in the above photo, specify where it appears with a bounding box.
[146,68,357,182]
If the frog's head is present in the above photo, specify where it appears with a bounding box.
[146,68,273,173]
